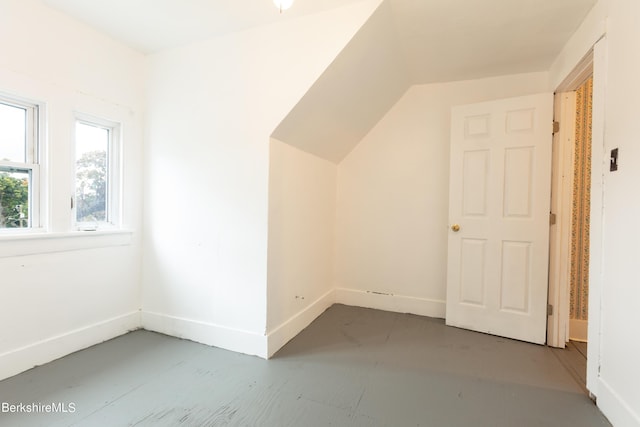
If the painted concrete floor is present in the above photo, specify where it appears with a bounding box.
[0,305,611,427]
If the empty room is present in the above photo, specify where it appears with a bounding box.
[0,0,638,426]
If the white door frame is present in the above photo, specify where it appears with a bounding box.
[547,90,576,349]
[548,37,606,397]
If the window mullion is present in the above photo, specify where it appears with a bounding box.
[26,104,36,164]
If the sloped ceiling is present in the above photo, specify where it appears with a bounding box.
[272,1,410,162]
[40,0,597,163]
[272,0,597,163]
[394,0,597,83]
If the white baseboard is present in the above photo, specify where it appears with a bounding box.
[597,378,640,427]
[267,289,335,358]
[335,287,446,319]
[569,319,588,342]
[0,311,140,381]
[141,311,268,359]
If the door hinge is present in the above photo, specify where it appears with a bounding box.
[547,304,554,316]
[553,121,560,134]
[71,196,74,210]
[549,212,557,225]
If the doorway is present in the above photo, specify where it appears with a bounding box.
[548,76,593,392]
[569,77,593,344]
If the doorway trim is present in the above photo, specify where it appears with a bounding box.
[547,90,577,349]
[548,37,606,397]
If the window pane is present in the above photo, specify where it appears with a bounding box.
[76,123,108,223]
[0,168,30,228]
[0,102,27,163]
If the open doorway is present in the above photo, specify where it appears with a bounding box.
[569,76,593,344]
[548,51,595,393]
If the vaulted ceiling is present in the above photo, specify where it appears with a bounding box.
[272,0,597,162]
[40,0,597,163]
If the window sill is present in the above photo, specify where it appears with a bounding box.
[0,229,134,258]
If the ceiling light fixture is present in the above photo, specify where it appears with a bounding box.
[273,0,294,13]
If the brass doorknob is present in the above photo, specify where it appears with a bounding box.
[451,224,461,232]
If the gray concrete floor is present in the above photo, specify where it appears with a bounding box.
[0,305,611,426]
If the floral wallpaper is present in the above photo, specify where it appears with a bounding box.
[570,77,593,321]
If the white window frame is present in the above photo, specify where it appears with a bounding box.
[0,95,41,232]
[73,114,121,231]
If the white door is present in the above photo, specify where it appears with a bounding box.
[446,93,553,345]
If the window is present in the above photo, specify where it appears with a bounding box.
[0,96,39,230]
[74,117,120,230]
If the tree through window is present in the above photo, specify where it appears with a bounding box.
[74,118,120,229]
[0,97,39,230]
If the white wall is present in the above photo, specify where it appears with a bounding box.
[598,2,640,424]
[266,139,337,356]
[593,0,640,425]
[0,0,145,380]
[335,72,549,318]
[550,0,640,425]
[142,0,381,358]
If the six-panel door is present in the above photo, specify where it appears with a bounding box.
[446,93,553,345]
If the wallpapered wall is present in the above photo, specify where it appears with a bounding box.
[570,77,593,321]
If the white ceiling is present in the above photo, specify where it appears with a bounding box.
[392,0,597,84]
[40,0,369,54]
[273,0,597,163]
[272,1,411,162]
[40,0,597,162]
